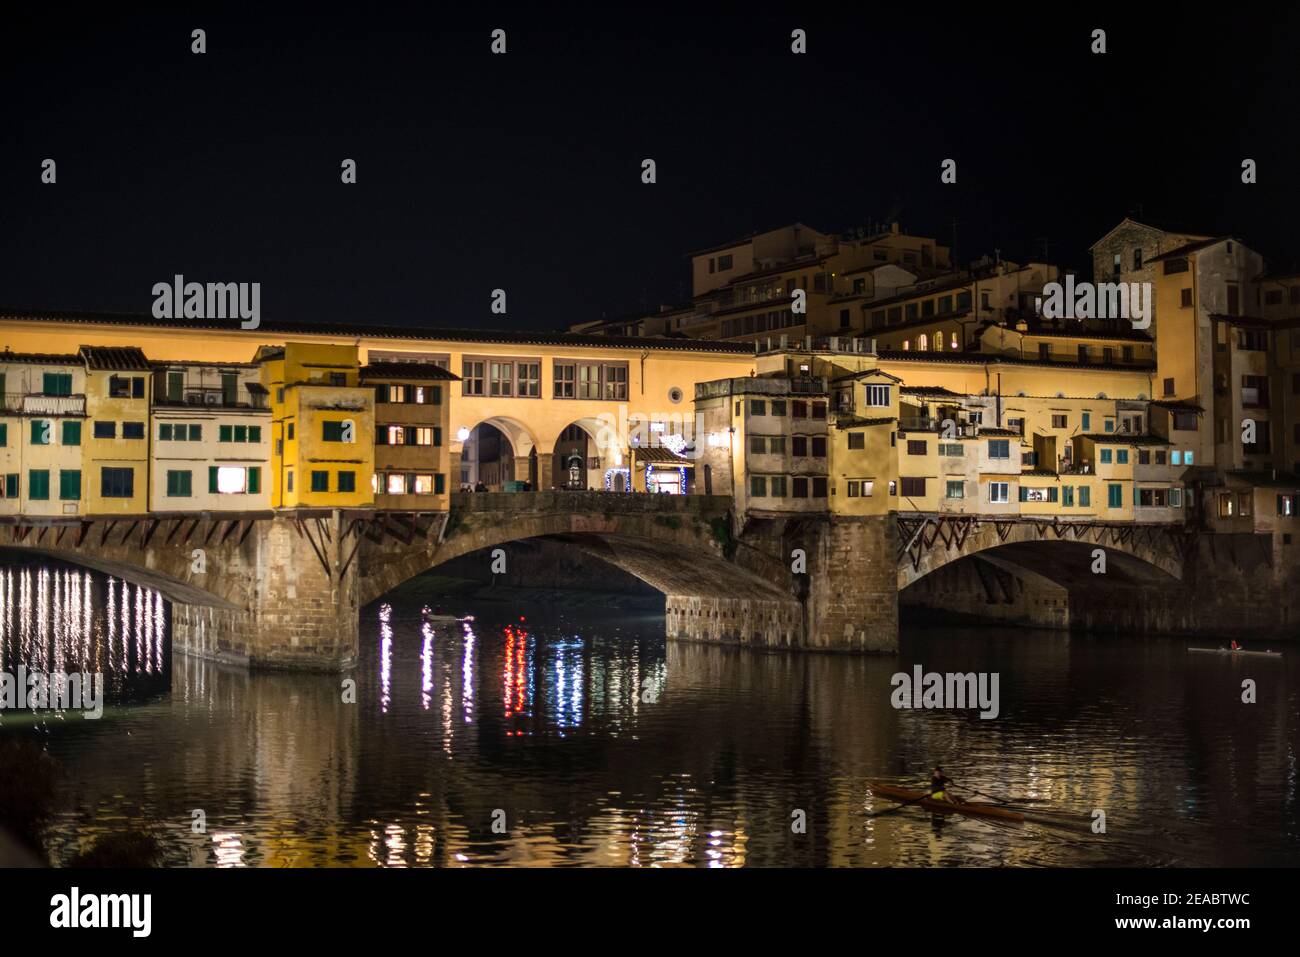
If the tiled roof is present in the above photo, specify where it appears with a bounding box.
[835,415,896,429]
[0,350,82,365]
[1077,433,1172,446]
[360,362,461,382]
[1224,470,1300,488]
[900,385,959,396]
[633,446,695,465]
[1146,237,1232,263]
[0,308,754,355]
[79,345,150,370]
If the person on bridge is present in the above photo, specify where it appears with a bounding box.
[929,767,954,802]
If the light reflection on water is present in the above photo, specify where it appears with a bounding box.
[0,562,169,715]
[4,580,1298,867]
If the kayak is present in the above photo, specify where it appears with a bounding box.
[1187,647,1282,659]
[868,783,1025,822]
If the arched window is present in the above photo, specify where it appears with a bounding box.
[935,333,944,351]
[919,334,929,351]
[950,333,959,350]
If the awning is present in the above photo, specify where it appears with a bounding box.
[635,446,695,467]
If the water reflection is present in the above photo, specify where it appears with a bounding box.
[0,561,170,716]
[6,585,1298,867]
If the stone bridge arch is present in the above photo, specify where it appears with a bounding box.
[896,514,1189,590]
[358,492,805,647]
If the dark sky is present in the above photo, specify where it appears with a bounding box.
[4,8,1299,332]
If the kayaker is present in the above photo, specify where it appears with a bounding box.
[929,767,953,802]
[1230,639,1241,651]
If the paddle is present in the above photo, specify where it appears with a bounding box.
[866,789,938,818]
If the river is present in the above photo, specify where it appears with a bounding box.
[1,561,1297,866]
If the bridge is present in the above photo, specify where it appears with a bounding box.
[0,492,1214,668]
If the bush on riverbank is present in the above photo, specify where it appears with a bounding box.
[0,738,60,856]
[68,827,165,868]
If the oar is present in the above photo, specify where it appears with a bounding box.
[866,790,934,818]
[950,784,1046,809]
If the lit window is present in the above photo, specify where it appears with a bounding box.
[217,466,247,494]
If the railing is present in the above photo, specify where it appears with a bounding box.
[1,393,86,415]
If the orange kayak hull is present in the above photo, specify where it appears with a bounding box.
[869,783,1025,822]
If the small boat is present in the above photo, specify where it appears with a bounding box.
[1187,647,1282,659]
[868,783,1025,822]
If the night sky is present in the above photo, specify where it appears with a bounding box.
[4,8,1299,332]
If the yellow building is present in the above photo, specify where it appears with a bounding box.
[81,346,151,514]
[0,352,87,517]
[258,342,375,509]
[361,361,457,508]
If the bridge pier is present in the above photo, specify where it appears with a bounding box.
[171,514,361,671]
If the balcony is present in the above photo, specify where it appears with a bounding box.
[154,386,266,410]
[2,393,87,415]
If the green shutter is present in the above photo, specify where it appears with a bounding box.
[435,473,445,495]
[0,424,6,447]
[59,470,81,500]
[189,424,201,441]
[249,425,261,443]
[433,426,442,447]
[219,425,232,442]
[159,423,173,441]
[29,470,49,500]
[234,425,247,443]
[247,467,261,494]
[61,420,81,446]
[31,420,48,445]
[5,475,17,498]
[209,466,219,493]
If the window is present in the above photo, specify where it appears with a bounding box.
[717,254,733,271]
[337,471,356,493]
[166,470,192,497]
[1019,486,1058,503]
[435,474,446,495]
[1116,449,1129,465]
[1051,414,1067,429]
[310,471,329,493]
[847,479,874,497]
[987,439,1010,459]
[93,421,116,439]
[1218,493,1235,518]
[989,482,1009,504]
[907,439,926,455]
[554,363,575,398]
[488,361,514,397]
[749,399,766,416]
[750,476,767,497]
[792,401,808,418]
[865,384,890,407]
[0,424,5,447]
[29,469,50,500]
[385,473,407,495]
[122,422,145,439]
[812,402,827,420]
[1081,412,1091,431]
[287,422,295,440]
[1108,484,1123,508]
[1039,343,1051,360]
[322,420,352,442]
[792,477,808,498]
[30,420,52,445]
[43,372,73,396]
[900,477,926,497]
[1062,485,1074,507]
[812,477,828,497]
[946,480,964,499]
[578,363,602,399]
[109,376,131,398]
[328,372,346,387]
[792,436,807,456]
[1180,288,1193,308]
[770,399,787,416]
[1171,451,1182,465]
[101,467,134,498]
[2,474,17,498]
[939,443,963,456]
[750,435,767,455]
[1163,377,1175,397]
[286,471,294,493]
[1104,419,1115,433]
[811,437,827,457]
[1077,345,1089,363]
[1079,485,1091,507]
[1100,448,1113,464]
[462,360,486,396]
[767,436,785,454]
[518,362,540,397]
[848,432,865,450]
[1241,375,1269,408]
